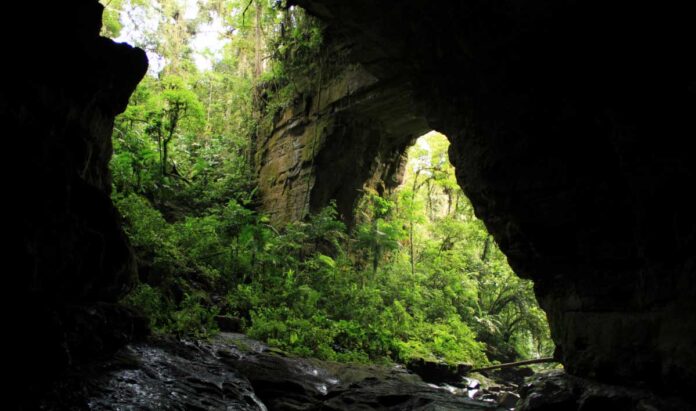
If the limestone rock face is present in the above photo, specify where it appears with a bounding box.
[270,0,696,394]
[256,61,429,224]
[4,0,147,400]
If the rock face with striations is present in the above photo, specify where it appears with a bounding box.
[256,55,429,224]
[4,0,148,402]
[257,0,696,397]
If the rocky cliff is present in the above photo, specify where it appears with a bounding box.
[256,54,429,224]
[256,0,696,397]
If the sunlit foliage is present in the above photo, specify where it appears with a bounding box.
[107,0,552,367]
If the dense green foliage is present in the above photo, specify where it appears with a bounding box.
[105,0,553,367]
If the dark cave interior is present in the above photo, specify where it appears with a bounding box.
[4,0,695,408]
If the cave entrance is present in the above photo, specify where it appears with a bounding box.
[356,130,555,364]
[98,0,554,373]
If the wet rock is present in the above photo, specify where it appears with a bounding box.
[517,371,695,411]
[466,378,481,390]
[322,377,502,411]
[36,338,265,410]
[480,366,535,389]
[36,333,508,410]
[497,392,521,409]
[517,371,576,411]
[215,315,242,332]
[406,358,472,384]
[62,303,150,364]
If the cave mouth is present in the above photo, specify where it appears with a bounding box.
[368,130,556,364]
[12,0,696,407]
[96,0,551,371]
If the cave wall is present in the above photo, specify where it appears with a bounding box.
[273,0,696,393]
[3,0,147,399]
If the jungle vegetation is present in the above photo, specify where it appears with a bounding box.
[102,0,553,367]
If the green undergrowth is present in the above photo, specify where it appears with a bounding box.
[115,134,553,366]
[106,0,553,368]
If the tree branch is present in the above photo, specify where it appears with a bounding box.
[241,0,254,26]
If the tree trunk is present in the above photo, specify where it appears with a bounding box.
[410,169,421,276]
[410,220,415,276]
[248,0,264,170]
[481,235,492,262]
[254,0,263,79]
[162,140,168,176]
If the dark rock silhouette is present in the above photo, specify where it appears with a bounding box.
[4,0,147,403]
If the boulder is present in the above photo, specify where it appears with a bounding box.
[406,358,472,385]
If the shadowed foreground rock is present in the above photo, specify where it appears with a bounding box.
[4,0,147,402]
[517,370,694,411]
[39,334,694,410]
[37,333,507,410]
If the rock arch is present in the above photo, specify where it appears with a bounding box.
[258,0,696,393]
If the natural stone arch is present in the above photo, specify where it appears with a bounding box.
[256,63,430,224]
[257,0,696,393]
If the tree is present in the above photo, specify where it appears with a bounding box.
[355,191,402,279]
[144,75,204,176]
